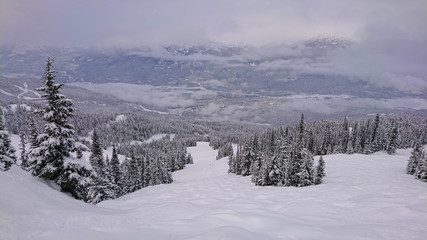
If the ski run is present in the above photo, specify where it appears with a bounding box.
[1,142,426,240]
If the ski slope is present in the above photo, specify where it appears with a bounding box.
[1,142,426,240]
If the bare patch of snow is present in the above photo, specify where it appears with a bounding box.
[115,114,126,122]
[144,133,176,144]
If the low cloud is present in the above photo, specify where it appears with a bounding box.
[70,82,201,109]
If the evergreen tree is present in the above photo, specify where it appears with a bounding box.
[386,121,399,155]
[127,153,141,192]
[87,130,116,203]
[371,114,380,152]
[298,148,315,187]
[29,58,76,180]
[142,156,151,187]
[415,153,427,182]
[267,155,281,185]
[110,144,123,190]
[234,146,242,175]
[298,113,305,143]
[257,154,271,186]
[240,145,253,176]
[28,116,39,149]
[315,156,326,185]
[89,129,104,175]
[346,137,354,154]
[60,161,93,201]
[250,151,262,185]
[341,116,349,153]
[19,132,29,170]
[278,137,292,186]
[0,108,16,171]
[407,143,423,175]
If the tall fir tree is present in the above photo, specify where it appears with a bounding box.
[110,144,124,196]
[28,58,92,201]
[29,58,76,180]
[89,129,104,175]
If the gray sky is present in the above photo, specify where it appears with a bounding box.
[1,0,426,47]
[1,0,426,92]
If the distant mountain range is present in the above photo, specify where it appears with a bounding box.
[1,37,426,124]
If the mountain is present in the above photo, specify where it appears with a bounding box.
[1,39,426,124]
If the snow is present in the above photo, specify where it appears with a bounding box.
[144,133,176,144]
[115,114,126,122]
[1,142,426,240]
[0,88,15,97]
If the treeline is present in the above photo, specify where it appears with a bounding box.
[228,115,325,187]
[85,130,193,203]
[224,113,427,187]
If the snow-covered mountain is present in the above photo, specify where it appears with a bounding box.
[1,142,426,240]
[1,40,426,124]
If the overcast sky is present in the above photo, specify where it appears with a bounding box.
[1,0,426,47]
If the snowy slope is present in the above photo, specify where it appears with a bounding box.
[1,142,426,240]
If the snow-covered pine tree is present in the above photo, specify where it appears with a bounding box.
[234,145,242,175]
[257,154,271,186]
[250,152,262,184]
[228,153,236,173]
[415,152,427,182]
[126,153,141,192]
[298,148,315,187]
[28,116,39,149]
[298,113,305,143]
[277,136,293,186]
[315,156,326,185]
[370,114,380,152]
[386,121,399,155]
[407,143,423,175]
[340,116,350,153]
[0,108,16,171]
[87,148,116,203]
[19,132,29,170]
[29,58,76,180]
[142,156,151,187]
[89,129,104,175]
[240,144,253,176]
[110,144,124,195]
[59,160,93,201]
[346,136,354,154]
[160,157,173,184]
[352,122,361,153]
[267,155,281,186]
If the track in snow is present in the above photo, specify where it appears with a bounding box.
[1,142,426,240]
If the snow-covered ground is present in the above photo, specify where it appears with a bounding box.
[1,142,426,240]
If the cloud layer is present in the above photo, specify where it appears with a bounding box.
[1,0,426,47]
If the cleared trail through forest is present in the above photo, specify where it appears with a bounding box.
[1,142,426,240]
